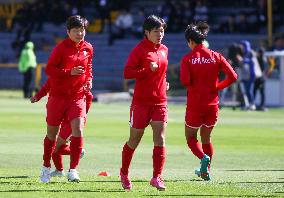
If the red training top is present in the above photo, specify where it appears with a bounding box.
[34,78,51,101]
[45,38,93,100]
[124,38,168,106]
[34,78,93,113]
[180,44,237,106]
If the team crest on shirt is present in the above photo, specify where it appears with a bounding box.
[160,50,166,58]
[83,50,87,56]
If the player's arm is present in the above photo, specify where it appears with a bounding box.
[180,56,191,87]
[45,46,71,78]
[85,91,93,114]
[84,46,94,91]
[166,78,170,91]
[30,79,51,103]
[216,54,238,90]
[124,48,152,79]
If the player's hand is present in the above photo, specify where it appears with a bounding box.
[71,66,85,75]
[166,82,170,91]
[150,62,159,72]
[236,54,243,62]
[84,80,92,91]
[30,96,38,103]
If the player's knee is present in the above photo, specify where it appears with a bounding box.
[72,128,83,137]
[47,126,59,140]
[127,139,140,149]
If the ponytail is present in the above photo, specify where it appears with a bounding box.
[185,21,209,44]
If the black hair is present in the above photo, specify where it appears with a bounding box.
[184,21,209,44]
[142,15,167,34]
[66,15,89,31]
[228,43,244,60]
[228,43,244,68]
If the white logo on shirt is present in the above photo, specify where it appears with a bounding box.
[191,57,216,64]
[83,50,87,56]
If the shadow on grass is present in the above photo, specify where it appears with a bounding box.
[0,176,29,179]
[0,182,10,184]
[224,169,284,172]
[80,179,192,183]
[235,181,284,184]
[79,180,121,183]
[165,179,191,182]
[144,194,277,197]
[0,181,34,185]
[0,189,125,193]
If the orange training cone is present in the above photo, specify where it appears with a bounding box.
[98,171,110,176]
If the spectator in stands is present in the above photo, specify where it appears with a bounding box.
[240,40,258,110]
[18,41,37,98]
[226,43,249,109]
[247,13,259,33]
[157,0,175,32]
[256,0,267,28]
[132,7,146,39]
[171,2,184,32]
[181,1,194,28]
[32,1,48,32]
[269,36,284,51]
[235,12,251,33]
[266,36,284,78]
[115,0,132,10]
[218,14,237,33]
[193,0,208,22]
[0,17,6,31]
[50,2,69,25]
[108,8,133,45]
[96,0,112,33]
[120,15,168,190]
[253,47,268,111]
[11,2,42,57]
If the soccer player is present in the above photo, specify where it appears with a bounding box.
[180,22,237,181]
[120,15,168,190]
[31,79,93,177]
[40,15,93,183]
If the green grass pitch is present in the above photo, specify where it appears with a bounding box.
[0,90,283,197]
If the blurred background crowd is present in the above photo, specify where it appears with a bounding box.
[1,0,284,51]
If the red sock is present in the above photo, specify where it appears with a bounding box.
[52,151,63,171]
[153,146,166,178]
[51,144,70,171]
[58,144,70,155]
[43,136,56,168]
[121,143,135,175]
[187,137,204,159]
[70,136,83,169]
[202,143,213,169]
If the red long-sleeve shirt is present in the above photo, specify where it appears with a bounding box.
[45,38,93,99]
[124,38,168,105]
[180,44,237,106]
[34,79,50,100]
[34,78,93,113]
